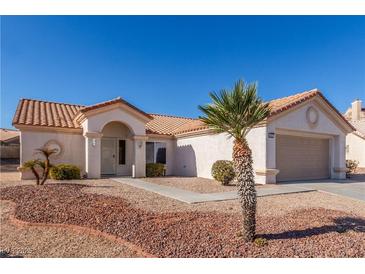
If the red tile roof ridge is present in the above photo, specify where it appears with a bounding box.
[19,98,85,107]
[149,113,198,121]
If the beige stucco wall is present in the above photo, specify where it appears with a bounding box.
[82,107,146,135]
[17,97,349,183]
[20,130,85,179]
[174,99,349,183]
[346,133,365,168]
[81,107,148,178]
[175,127,267,182]
[267,99,348,180]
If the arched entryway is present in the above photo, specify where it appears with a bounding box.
[100,121,134,176]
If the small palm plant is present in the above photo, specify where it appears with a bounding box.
[21,147,57,185]
[199,80,270,242]
[35,147,57,185]
[21,160,42,185]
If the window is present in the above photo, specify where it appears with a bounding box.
[156,147,166,164]
[146,142,166,164]
[146,142,155,163]
[119,140,126,165]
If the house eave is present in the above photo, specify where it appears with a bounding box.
[13,124,83,134]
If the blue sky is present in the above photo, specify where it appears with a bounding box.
[1,16,364,129]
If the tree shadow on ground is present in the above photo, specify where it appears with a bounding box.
[259,217,365,240]
[0,251,23,258]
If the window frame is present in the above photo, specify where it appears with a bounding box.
[146,141,166,165]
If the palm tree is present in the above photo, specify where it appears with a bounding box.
[21,160,42,185]
[199,80,270,242]
[35,147,57,185]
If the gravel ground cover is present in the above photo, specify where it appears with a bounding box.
[1,184,364,258]
[0,200,143,258]
[143,176,239,193]
[82,179,365,217]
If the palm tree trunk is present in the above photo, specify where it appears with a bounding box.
[40,158,50,185]
[233,138,256,242]
[30,167,40,185]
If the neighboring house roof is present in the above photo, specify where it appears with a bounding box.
[349,120,365,140]
[343,100,365,140]
[12,89,353,137]
[353,130,365,140]
[0,128,20,144]
[344,106,365,120]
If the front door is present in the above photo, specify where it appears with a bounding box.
[101,138,117,175]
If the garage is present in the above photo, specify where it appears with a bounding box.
[276,134,330,182]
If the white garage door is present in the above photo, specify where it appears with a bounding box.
[276,135,330,182]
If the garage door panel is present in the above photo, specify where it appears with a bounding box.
[276,135,330,182]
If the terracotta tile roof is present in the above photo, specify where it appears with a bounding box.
[79,97,152,119]
[146,114,196,135]
[268,89,320,116]
[12,99,83,129]
[0,128,20,142]
[12,98,196,135]
[172,119,208,135]
[12,89,354,136]
[173,89,355,135]
[172,89,322,135]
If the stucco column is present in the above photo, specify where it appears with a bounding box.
[84,131,103,179]
[263,126,279,184]
[332,134,347,179]
[133,135,148,177]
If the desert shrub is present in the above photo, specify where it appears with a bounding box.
[50,164,81,180]
[254,237,268,247]
[346,159,359,177]
[146,163,165,177]
[211,160,235,185]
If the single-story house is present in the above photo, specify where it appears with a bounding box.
[344,99,365,168]
[12,89,354,183]
[0,128,20,160]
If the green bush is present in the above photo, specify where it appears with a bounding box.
[346,159,359,177]
[146,163,165,177]
[50,164,81,180]
[211,160,235,185]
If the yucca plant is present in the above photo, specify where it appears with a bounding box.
[199,80,270,242]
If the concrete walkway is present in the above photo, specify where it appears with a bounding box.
[111,177,315,204]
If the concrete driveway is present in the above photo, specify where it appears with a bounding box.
[280,176,365,202]
[112,175,365,204]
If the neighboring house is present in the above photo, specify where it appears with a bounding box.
[344,99,365,168]
[12,89,354,183]
[0,128,20,159]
